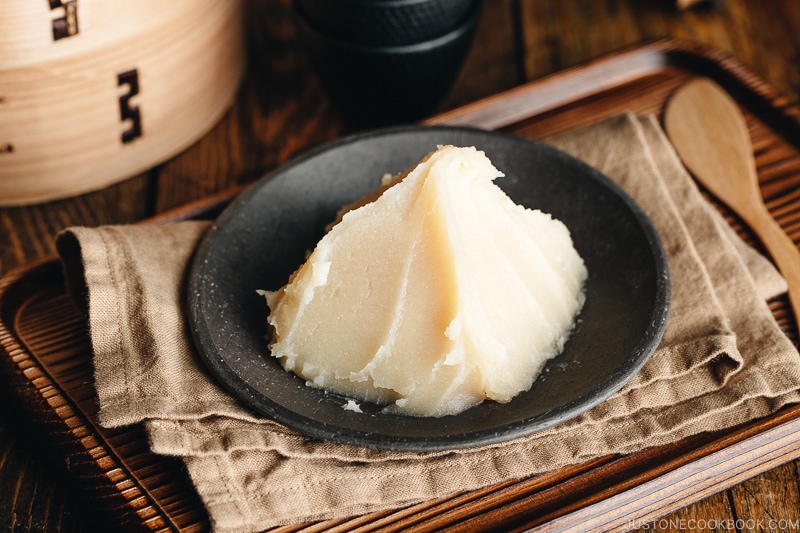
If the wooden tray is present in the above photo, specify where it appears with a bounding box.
[3,39,800,532]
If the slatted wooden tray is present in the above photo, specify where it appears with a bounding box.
[2,39,800,532]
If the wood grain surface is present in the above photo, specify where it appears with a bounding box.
[2,0,800,531]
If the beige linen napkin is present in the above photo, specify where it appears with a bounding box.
[57,113,800,532]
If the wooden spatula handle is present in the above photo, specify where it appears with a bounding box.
[747,205,800,322]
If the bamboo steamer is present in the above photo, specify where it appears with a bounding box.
[0,0,245,205]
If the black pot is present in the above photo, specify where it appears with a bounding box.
[296,0,480,46]
[294,0,481,126]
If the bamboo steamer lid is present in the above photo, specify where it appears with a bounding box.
[0,0,245,205]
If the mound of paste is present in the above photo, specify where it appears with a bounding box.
[264,145,587,417]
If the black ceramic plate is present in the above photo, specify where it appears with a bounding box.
[187,126,670,452]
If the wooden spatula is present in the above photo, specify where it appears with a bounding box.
[664,77,800,322]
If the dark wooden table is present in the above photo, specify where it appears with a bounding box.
[3,1,800,531]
